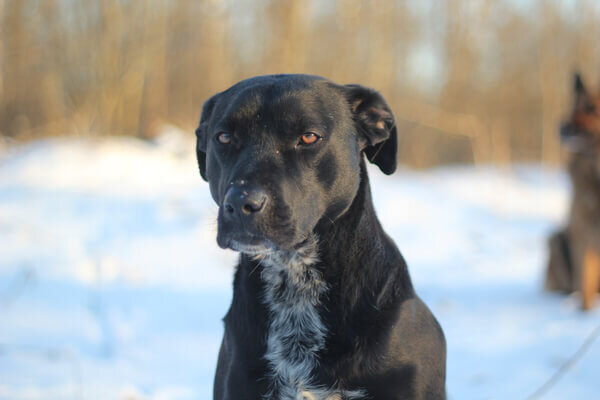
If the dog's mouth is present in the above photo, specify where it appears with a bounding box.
[230,240,275,255]
[217,230,276,254]
[216,209,300,255]
[217,225,312,256]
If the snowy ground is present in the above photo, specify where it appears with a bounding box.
[0,130,599,400]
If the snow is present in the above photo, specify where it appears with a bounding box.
[1,129,599,399]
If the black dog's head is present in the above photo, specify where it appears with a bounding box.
[195,74,397,253]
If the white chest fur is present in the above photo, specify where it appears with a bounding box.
[259,236,366,400]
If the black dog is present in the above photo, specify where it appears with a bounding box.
[195,75,446,400]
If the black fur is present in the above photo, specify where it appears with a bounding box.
[196,74,446,399]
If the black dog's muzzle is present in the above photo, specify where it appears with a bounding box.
[217,184,272,251]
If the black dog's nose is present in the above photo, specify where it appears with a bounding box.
[223,186,267,216]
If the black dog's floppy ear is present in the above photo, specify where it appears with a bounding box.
[195,96,217,181]
[345,84,398,175]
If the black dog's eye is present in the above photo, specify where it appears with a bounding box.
[216,132,232,144]
[298,132,321,146]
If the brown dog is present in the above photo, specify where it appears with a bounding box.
[546,73,600,310]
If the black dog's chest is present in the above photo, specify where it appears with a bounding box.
[257,240,368,400]
[260,239,329,398]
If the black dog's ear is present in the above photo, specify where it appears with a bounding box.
[195,96,217,181]
[344,84,397,175]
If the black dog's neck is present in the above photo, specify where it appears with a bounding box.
[239,161,415,314]
[313,161,415,309]
[315,161,384,245]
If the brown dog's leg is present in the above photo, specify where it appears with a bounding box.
[545,231,574,293]
[582,247,600,310]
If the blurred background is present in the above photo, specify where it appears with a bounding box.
[1,0,600,166]
[2,1,600,399]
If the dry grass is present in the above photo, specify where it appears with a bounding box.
[1,0,599,167]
